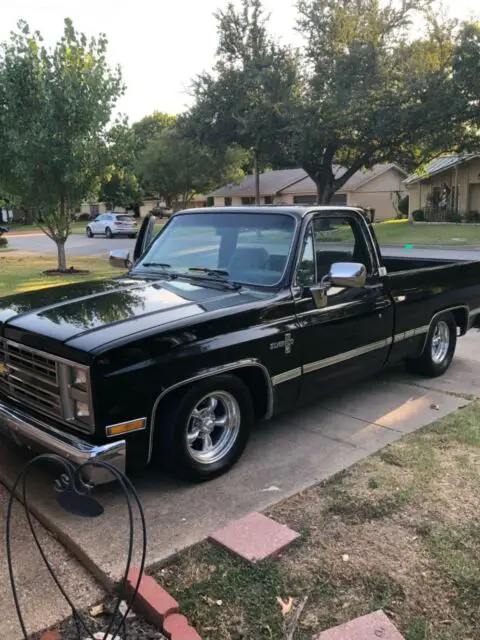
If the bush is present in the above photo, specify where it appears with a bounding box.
[398,195,409,217]
[75,212,91,221]
[0,236,8,248]
[445,211,462,223]
[464,210,480,224]
[411,209,425,222]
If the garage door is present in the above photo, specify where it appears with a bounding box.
[293,194,347,205]
[469,184,480,212]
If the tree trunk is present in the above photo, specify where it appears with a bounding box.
[314,175,335,204]
[253,150,260,205]
[132,204,140,218]
[56,240,67,272]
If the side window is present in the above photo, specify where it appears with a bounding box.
[296,223,315,286]
[313,215,372,281]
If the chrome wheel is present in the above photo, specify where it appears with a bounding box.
[186,391,241,465]
[431,320,450,364]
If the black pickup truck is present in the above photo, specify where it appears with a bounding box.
[1,207,480,485]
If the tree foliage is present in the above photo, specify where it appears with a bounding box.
[0,19,124,269]
[187,0,300,203]
[136,128,246,208]
[189,0,480,205]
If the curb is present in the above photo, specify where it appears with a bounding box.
[126,567,202,640]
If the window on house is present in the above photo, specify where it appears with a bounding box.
[241,197,256,205]
[90,204,99,215]
[264,196,273,204]
[224,197,232,206]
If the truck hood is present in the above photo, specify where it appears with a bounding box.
[0,276,267,352]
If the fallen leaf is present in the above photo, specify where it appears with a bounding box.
[216,599,223,606]
[276,596,293,616]
[430,403,440,410]
[89,603,104,617]
[202,595,218,606]
[342,554,350,562]
[209,565,217,573]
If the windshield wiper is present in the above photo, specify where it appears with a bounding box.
[141,262,172,269]
[186,267,240,289]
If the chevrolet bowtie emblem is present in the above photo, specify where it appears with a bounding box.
[0,362,9,376]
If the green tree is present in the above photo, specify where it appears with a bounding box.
[0,19,124,270]
[288,0,480,203]
[131,112,177,154]
[136,128,246,208]
[98,119,143,213]
[188,0,300,204]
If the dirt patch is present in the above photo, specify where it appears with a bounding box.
[157,402,480,640]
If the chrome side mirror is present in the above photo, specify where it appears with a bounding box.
[329,262,366,288]
[109,249,132,269]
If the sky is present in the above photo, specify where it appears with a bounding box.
[1,0,477,123]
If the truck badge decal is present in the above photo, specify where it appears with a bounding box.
[270,333,294,354]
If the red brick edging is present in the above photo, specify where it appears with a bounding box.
[126,567,202,640]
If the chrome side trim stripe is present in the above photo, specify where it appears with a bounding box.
[393,325,429,343]
[303,337,392,375]
[272,368,302,386]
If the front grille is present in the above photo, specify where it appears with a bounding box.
[0,339,93,434]
[0,339,63,420]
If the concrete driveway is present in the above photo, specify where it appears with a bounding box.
[0,331,478,599]
[0,480,103,639]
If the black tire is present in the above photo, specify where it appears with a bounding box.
[406,313,457,377]
[155,374,253,482]
[128,234,136,239]
[105,227,113,239]
[86,226,93,238]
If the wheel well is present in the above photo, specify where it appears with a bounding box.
[452,307,469,335]
[153,366,271,428]
[232,366,271,420]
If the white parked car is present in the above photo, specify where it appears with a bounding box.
[86,213,138,239]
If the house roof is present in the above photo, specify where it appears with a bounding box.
[281,164,405,195]
[404,154,480,185]
[207,164,405,198]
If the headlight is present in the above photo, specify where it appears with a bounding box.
[74,400,90,419]
[71,367,88,391]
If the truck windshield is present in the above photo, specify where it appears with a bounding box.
[136,211,297,286]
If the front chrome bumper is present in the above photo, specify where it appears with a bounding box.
[0,400,126,485]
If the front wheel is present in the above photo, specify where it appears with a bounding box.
[155,375,253,482]
[406,313,457,377]
[105,227,113,239]
[86,227,93,238]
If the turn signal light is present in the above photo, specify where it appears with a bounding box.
[105,418,146,437]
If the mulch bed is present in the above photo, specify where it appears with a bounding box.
[30,596,167,640]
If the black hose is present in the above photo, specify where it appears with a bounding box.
[5,454,147,639]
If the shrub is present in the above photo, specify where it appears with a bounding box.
[398,195,409,217]
[445,211,462,223]
[0,236,8,248]
[76,212,91,221]
[464,210,480,224]
[411,209,425,222]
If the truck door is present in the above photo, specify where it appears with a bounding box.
[294,212,394,399]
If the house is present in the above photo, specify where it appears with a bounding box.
[79,194,207,218]
[404,155,480,217]
[207,164,408,220]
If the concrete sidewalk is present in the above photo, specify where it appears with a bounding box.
[0,481,104,639]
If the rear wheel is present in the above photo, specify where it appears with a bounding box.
[155,374,253,481]
[105,227,113,239]
[406,313,457,377]
[86,226,93,238]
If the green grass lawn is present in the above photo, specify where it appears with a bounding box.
[373,221,480,246]
[320,220,480,247]
[0,254,117,297]
[159,402,480,640]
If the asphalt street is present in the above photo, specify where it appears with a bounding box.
[7,231,480,261]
